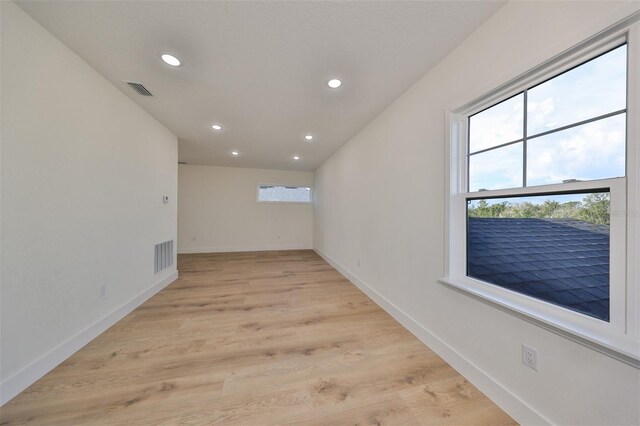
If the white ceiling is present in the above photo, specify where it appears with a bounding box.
[17,1,504,171]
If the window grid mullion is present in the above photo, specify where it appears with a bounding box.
[469,138,524,156]
[523,90,528,187]
[468,108,626,158]
[527,108,627,141]
[466,117,471,192]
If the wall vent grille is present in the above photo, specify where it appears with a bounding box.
[126,82,153,96]
[154,240,174,274]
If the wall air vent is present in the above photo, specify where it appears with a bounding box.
[126,82,153,96]
[154,240,174,274]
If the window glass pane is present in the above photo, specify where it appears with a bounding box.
[467,192,610,321]
[469,93,524,153]
[469,143,523,192]
[527,44,627,136]
[258,185,311,202]
[526,114,625,187]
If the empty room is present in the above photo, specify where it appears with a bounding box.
[1,1,639,425]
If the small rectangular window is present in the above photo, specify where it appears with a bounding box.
[257,184,312,203]
[467,191,610,321]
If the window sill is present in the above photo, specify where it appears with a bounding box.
[438,277,640,368]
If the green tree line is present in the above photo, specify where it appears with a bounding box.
[468,193,610,225]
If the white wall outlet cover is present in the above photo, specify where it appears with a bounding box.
[163,196,169,203]
[522,344,538,371]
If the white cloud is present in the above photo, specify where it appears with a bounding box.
[527,115,625,186]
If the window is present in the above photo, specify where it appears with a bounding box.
[257,184,312,203]
[445,19,639,362]
[467,191,611,321]
[468,45,627,192]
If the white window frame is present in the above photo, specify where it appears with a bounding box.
[442,17,639,366]
[256,183,313,204]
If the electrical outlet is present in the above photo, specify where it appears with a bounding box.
[99,284,107,298]
[357,258,361,267]
[522,344,537,371]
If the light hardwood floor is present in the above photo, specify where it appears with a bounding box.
[1,250,515,425]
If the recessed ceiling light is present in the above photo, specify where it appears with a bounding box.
[304,135,314,141]
[293,155,300,160]
[327,78,342,89]
[161,54,181,67]
[211,124,223,131]
[231,151,239,156]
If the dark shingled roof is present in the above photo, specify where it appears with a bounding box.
[467,217,610,321]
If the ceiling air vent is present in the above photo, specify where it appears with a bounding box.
[126,82,153,96]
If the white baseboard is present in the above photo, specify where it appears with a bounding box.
[0,270,179,406]
[314,248,550,426]
[178,244,313,254]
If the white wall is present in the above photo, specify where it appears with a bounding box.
[178,164,313,253]
[314,2,640,425]
[0,2,178,404]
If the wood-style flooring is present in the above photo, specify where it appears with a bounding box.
[0,250,515,425]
